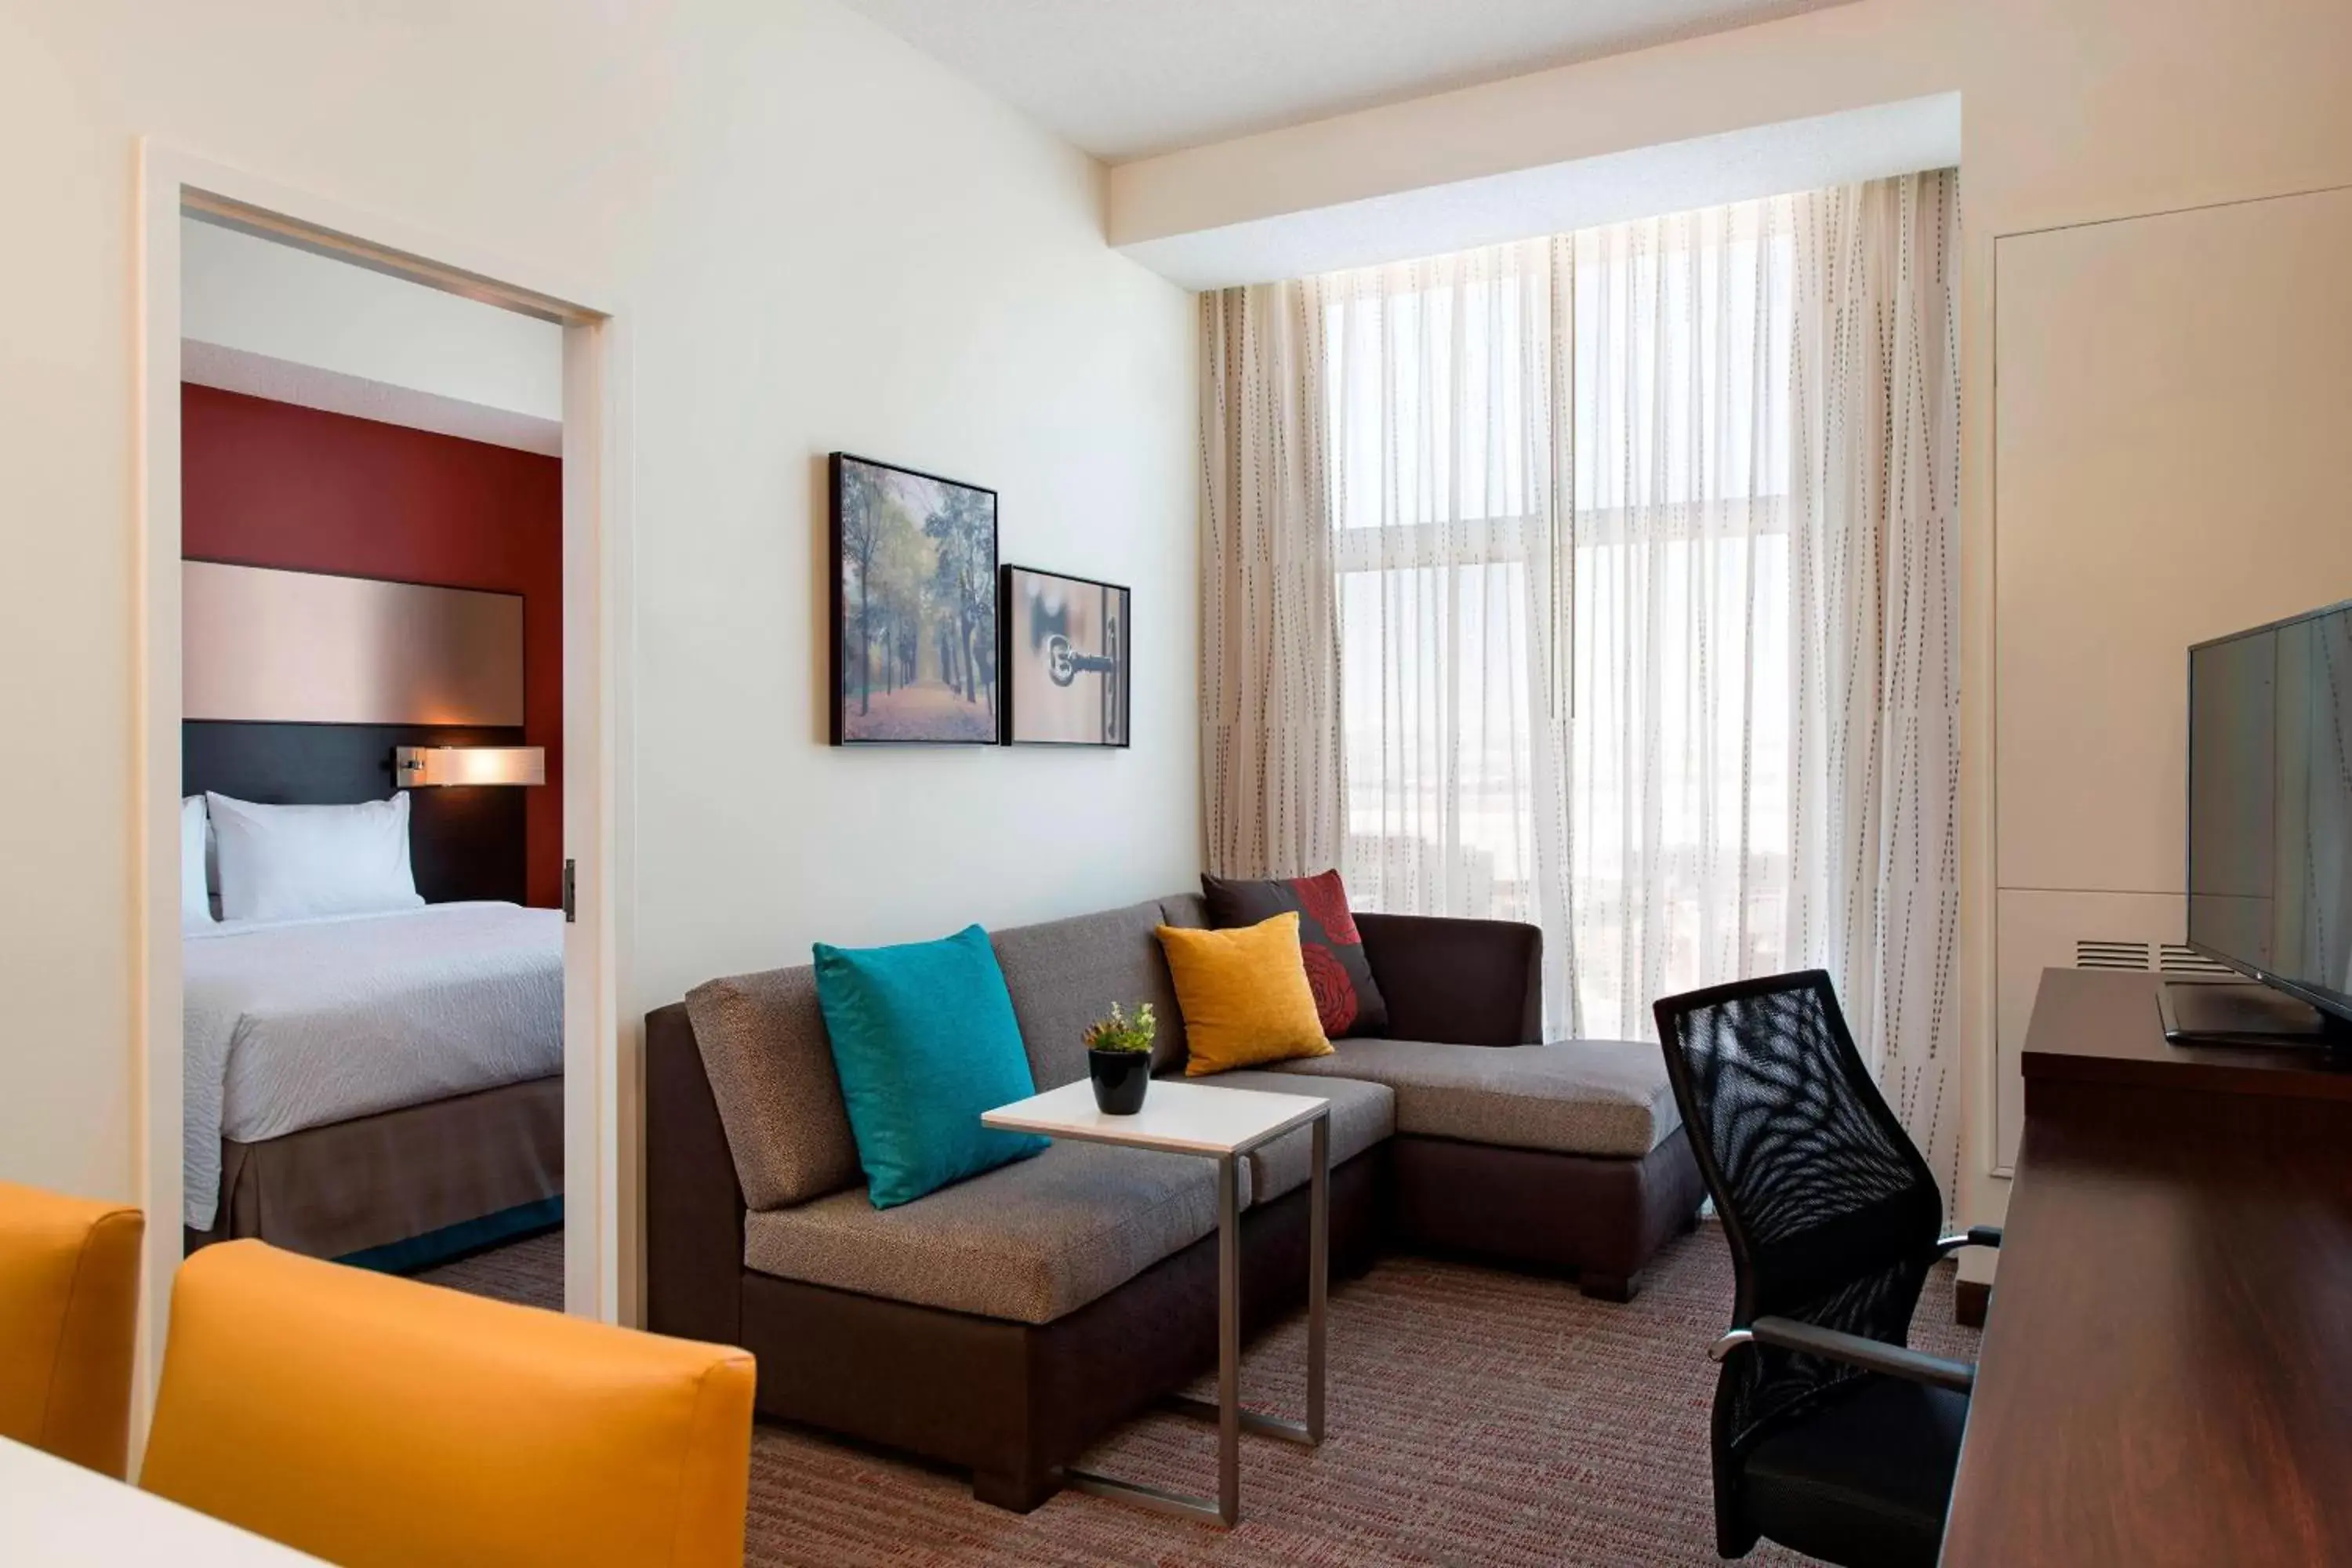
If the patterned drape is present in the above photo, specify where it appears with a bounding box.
[1197,283,1345,880]
[1787,171,1964,1201]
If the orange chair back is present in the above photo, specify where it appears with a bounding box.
[141,1240,755,1567]
[0,1180,143,1476]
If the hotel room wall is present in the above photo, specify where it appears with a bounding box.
[0,1,1198,1230]
[1112,0,2352,1265]
[180,385,564,910]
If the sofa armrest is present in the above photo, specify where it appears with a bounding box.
[1356,912,1542,1046]
[645,1001,747,1348]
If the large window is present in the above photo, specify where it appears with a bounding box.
[1324,207,1798,1036]
[1202,169,1960,1185]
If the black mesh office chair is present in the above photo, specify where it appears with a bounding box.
[1652,971,2001,1568]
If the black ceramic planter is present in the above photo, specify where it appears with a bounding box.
[1087,1047,1150,1115]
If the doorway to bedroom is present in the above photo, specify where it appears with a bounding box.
[139,151,626,1382]
[172,212,571,1310]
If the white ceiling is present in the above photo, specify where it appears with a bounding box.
[1123,95,1962,291]
[838,0,1860,162]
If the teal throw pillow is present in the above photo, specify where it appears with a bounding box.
[811,924,1048,1209]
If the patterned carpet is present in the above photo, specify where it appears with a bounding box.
[418,1228,564,1309]
[424,1224,1975,1566]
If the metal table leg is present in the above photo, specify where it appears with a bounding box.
[1066,1110,1331,1528]
[1160,1116,1329,1449]
[1218,1149,1241,1524]
[1308,1112,1327,1442]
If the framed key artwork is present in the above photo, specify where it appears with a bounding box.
[999,564,1130,748]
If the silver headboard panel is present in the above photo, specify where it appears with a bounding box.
[182,561,524,726]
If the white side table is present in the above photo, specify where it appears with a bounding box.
[1,1434,330,1564]
[984,1076,1331,1527]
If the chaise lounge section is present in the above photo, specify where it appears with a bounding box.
[645,892,1704,1510]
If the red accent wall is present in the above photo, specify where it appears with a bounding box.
[181,385,564,909]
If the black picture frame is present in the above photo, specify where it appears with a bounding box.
[999,564,1132,749]
[828,452,1001,746]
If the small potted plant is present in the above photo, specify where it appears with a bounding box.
[1083,1001,1156,1115]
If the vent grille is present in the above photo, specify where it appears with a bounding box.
[2071,939,2238,977]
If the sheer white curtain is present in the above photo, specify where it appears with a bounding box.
[1557,199,1799,1042]
[1321,239,1581,1028]
[1200,172,1962,1185]
[1319,203,1800,1044]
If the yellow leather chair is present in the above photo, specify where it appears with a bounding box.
[141,1240,756,1568]
[0,1180,143,1477]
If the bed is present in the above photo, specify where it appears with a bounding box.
[180,563,565,1271]
[181,898,565,1269]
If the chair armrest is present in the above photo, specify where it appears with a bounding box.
[1712,1317,1976,1395]
[1355,912,1542,1046]
[1936,1225,2004,1255]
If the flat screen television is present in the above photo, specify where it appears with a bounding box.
[2172,598,2352,1046]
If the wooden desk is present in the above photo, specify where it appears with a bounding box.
[1941,969,2352,1566]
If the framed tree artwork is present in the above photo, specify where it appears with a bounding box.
[829,453,1000,746]
[1000,564,1131,748]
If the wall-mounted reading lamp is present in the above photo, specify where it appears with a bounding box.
[394,746,546,787]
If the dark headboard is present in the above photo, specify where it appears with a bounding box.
[183,722,527,906]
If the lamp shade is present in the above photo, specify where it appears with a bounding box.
[394,746,546,787]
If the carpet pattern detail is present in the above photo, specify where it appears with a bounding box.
[423,1224,1973,1564]
[416,1229,564,1311]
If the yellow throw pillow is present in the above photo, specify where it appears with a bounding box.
[1156,913,1335,1076]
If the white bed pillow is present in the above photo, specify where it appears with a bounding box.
[180,796,215,930]
[207,792,426,923]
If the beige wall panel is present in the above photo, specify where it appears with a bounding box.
[1994,187,2352,898]
[183,561,524,726]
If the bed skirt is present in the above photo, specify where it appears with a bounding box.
[185,1075,564,1268]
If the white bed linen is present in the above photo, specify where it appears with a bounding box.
[183,902,563,1231]
[205,792,423,922]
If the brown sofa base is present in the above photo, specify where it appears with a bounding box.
[645,905,1715,1515]
[1387,1133,1708,1301]
[735,1151,1385,1510]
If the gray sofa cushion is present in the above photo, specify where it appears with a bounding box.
[681,895,1203,1211]
[993,898,1189,1083]
[1263,1038,1679,1159]
[1206,1070,1395,1203]
[1157,891,1209,931]
[742,1139,1250,1325]
[684,965,859,1210]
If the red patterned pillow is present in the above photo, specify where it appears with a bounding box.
[1200,870,1388,1039]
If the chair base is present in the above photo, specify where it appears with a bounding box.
[1741,1374,1969,1568]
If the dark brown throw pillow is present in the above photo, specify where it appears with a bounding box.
[1200,869,1388,1039]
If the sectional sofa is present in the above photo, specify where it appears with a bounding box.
[645,892,1704,1511]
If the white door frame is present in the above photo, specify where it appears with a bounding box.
[133,142,633,1417]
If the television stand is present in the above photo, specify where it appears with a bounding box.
[2156,979,2352,1052]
